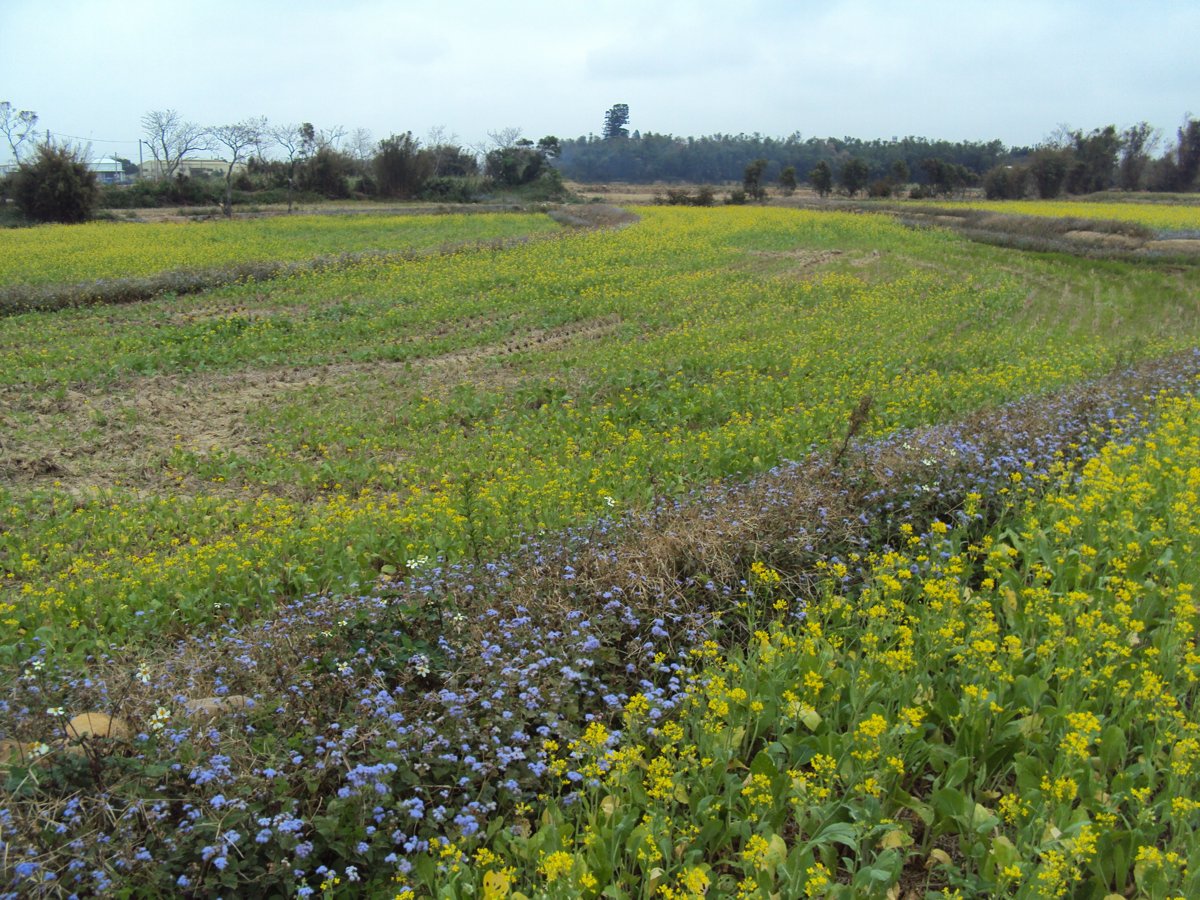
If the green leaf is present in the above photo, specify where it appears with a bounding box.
[971,803,1000,834]
[940,756,971,789]
[750,750,779,779]
[812,822,858,849]
[1099,724,1127,773]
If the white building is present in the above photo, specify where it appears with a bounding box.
[89,157,131,184]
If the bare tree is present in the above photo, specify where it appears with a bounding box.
[0,101,39,163]
[141,109,207,179]
[427,125,459,176]
[346,127,374,173]
[486,126,523,150]
[271,122,309,212]
[315,125,346,151]
[207,117,267,217]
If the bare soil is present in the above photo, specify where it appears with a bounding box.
[0,315,623,497]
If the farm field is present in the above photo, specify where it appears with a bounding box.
[0,212,560,288]
[922,199,1200,232]
[2,203,1200,897]
[5,206,1200,655]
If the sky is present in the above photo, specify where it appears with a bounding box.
[2,0,1197,165]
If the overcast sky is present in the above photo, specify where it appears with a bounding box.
[2,0,1197,164]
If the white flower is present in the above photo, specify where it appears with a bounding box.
[46,706,65,717]
[603,495,616,507]
[409,654,431,677]
[136,663,152,685]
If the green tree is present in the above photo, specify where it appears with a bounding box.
[890,159,910,186]
[778,164,797,195]
[1065,125,1120,194]
[1118,122,1157,191]
[1028,148,1071,198]
[1176,117,1200,190]
[375,132,435,198]
[839,157,869,197]
[12,142,98,223]
[302,147,353,198]
[743,157,768,201]
[983,164,1029,199]
[809,160,833,197]
[603,104,630,140]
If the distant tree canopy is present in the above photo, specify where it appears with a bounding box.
[556,116,1200,196]
[557,132,1009,187]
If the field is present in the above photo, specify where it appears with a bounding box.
[2,203,1200,897]
[922,199,1200,233]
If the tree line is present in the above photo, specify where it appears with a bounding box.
[1,104,566,223]
[562,105,1200,198]
[4,98,1200,224]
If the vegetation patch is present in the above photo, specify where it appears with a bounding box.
[2,352,1198,896]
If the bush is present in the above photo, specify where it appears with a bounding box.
[419,176,482,203]
[983,164,1029,200]
[654,186,717,207]
[867,179,892,198]
[725,189,747,205]
[12,143,99,223]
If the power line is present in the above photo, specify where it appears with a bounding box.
[46,130,135,145]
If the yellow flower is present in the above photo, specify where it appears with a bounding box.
[540,850,574,883]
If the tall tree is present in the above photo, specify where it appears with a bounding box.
[1118,122,1158,191]
[207,117,267,217]
[839,157,869,197]
[603,104,630,140]
[809,160,833,198]
[778,165,797,196]
[1066,125,1120,194]
[141,109,207,179]
[0,101,38,163]
[1029,148,1071,198]
[375,132,435,198]
[743,157,768,201]
[1176,117,1200,190]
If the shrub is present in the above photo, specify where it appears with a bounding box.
[725,188,747,205]
[983,164,1029,200]
[867,179,892,198]
[656,186,717,207]
[419,176,481,203]
[12,142,99,223]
